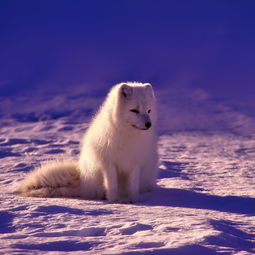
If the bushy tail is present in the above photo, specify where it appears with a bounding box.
[17,161,80,198]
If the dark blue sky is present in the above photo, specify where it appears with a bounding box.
[1,1,255,101]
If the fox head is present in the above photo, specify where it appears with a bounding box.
[115,82,157,131]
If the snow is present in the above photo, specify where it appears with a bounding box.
[0,86,255,254]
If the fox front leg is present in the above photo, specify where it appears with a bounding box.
[103,166,120,203]
[127,166,141,203]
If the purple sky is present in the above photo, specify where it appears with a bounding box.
[1,1,255,102]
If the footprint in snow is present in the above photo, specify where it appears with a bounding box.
[11,163,32,173]
[1,138,28,146]
[13,240,98,252]
[58,126,74,132]
[120,223,153,235]
[0,150,21,159]
[23,147,38,153]
[131,241,165,249]
[34,227,106,237]
[45,149,65,154]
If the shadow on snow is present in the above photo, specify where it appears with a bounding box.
[0,211,16,233]
[13,240,99,252]
[121,244,231,255]
[144,188,255,216]
[204,219,255,253]
[158,161,190,180]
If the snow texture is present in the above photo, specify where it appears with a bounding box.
[0,86,255,254]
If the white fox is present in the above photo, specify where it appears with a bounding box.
[17,82,158,203]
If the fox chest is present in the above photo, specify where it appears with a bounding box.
[102,135,152,167]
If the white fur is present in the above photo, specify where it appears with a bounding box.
[17,82,158,203]
[17,161,80,197]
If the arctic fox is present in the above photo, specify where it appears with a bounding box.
[17,82,158,203]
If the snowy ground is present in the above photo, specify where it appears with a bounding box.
[0,86,255,254]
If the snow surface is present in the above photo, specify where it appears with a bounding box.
[0,86,255,254]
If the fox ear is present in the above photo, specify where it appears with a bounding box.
[144,83,152,88]
[144,83,155,98]
[120,83,133,99]
[144,83,153,91]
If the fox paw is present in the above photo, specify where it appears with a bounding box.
[106,192,120,203]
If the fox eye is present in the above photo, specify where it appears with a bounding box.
[148,109,151,114]
[130,109,139,114]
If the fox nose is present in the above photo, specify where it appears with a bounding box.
[145,122,151,129]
